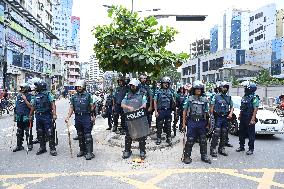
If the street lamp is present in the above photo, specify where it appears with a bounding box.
[1,8,12,89]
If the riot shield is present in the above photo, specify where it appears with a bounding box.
[125,108,149,139]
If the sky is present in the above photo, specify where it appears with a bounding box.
[72,0,284,62]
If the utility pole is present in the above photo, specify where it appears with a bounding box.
[1,7,11,89]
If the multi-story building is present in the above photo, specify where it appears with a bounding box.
[0,0,57,90]
[71,16,80,52]
[89,56,103,82]
[53,49,80,86]
[189,38,210,58]
[52,0,73,49]
[210,8,250,52]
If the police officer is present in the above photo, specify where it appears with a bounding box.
[154,76,175,146]
[121,79,147,160]
[103,88,114,130]
[139,74,153,128]
[13,83,33,152]
[112,76,128,134]
[175,86,187,132]
[65,80,95,160]
[236,81,259,155]
[210,81,234,157]
[182,80,211,164]
[30,81,57,156]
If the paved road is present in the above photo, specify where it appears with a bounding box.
[0,98,283,189]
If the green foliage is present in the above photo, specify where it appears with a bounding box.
[230,76,239,87]
[151,65,181,84]
[255,69,284,86]
[92,5,189,75]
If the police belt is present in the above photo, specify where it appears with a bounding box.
[75,113,91,116]
[188,115,205,122]
[158,108,171,111]
[36,112,51,115]
[214,112,229,117]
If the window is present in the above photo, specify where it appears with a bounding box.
[250,16,254,22]
[249,39,253,44]
[264,16,266,22]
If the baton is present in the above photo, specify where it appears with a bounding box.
[66,121,73,158]
[181,131,186,162]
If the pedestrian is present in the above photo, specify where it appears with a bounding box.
[139,74,153,128]
[210,81,234,157]
[182,80,211,164]
[102,88,114,130]
[13,83,33,152]
[112,76,128,134]
[30,81,57,156]
[154,76,175,146]
[236,81,259,155]
[65,80,95,160]
[121,79,148,160]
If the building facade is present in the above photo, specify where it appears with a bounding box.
[189,38,210,58]
[89,56,103,82]
[0,0,57,90]
[52,0,73,49]
[53,49,80,86]
[71,16,80,52]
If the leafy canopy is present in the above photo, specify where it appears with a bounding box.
[92,5,189,75]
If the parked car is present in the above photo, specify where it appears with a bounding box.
[228,96,284,136]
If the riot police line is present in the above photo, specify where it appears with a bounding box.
[12,75,259,163]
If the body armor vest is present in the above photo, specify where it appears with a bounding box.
[240,95,255,114]
[34,92,52,113]
[214,94,230,114]
[157,89,173,109]
[16,93,31,116]
[73,92,91,114]
[187,95,207,118]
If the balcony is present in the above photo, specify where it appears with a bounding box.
[69,65,80,69]
[69,71,80,76]
[65,57,79,62]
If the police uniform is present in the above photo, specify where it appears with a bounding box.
[238,93,259,154]
[139,83,153,127]
[31,89,57,156]
[104,92,114,130]
[210,93,233,157]
[70,91,94,160]
[121,89,147,159]
[176,91,187,132]
[154,88,174,145]
[13,91,33,152]
[182,82,211,164]
[113,85,128,133]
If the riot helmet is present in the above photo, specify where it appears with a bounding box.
[243,81,257,95]
[161,76,171,89]
[20,83,30,93]
[125,74,130,85]
[214,81,222,93]
[117,75,125,86]
[139,73,147,84]
[34,81,47,92]
[191,80,205,96]
[75,80,86,93]
[279,94,284,100]
[129,79,140,93]
[220,81,230,94]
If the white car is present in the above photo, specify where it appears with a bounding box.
[229,96,284,135]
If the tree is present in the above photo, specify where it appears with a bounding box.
[255,69,284,86]
[92,6,189,76]
[151,65,181,84]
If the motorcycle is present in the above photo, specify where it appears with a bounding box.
[0,99,15,117]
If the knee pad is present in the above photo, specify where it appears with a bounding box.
[47,129,53,137]
[77,131,84,138]
[213,128,221,136]
[200,135,207,144]
[85,134,93,142]
[188,137,195,145]
[16,128,23,136]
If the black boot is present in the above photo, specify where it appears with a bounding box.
[28,130,33,151]
[13,128,24,152]
[77,132,85,157]
[156,138,161,145]
[218,128,228,156]
[139,137,146,160]
[36,129,47,155]
[246,149,254,155]
[236,147,245,152]
[112,113,118,132]
[73,136,79,140]
[85,134,94,160]
[210,128,220,157]
[200,135,211,164]
[183,138,194,164]
[48,129,57,156]
[122,135,132,159]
